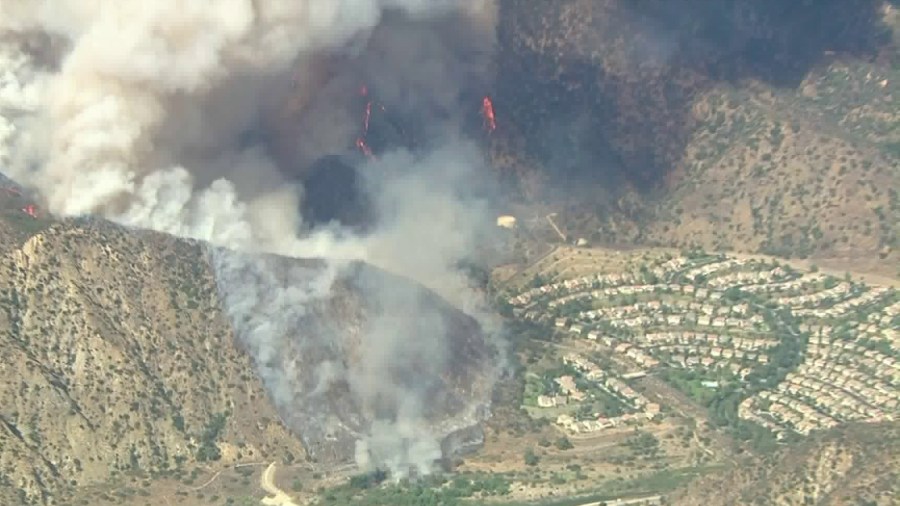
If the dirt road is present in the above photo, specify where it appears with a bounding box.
[260,462,299,506]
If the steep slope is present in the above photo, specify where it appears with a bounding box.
[638,82,899,265]
[0,218,306,504]
[670,422,900,506]
[211,250,496,468]
[493,0,900,270]
[495,0,893,178]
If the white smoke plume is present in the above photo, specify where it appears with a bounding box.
[1,0,500,479]
[209,141,499,478]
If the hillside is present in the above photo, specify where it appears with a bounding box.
[492,0,900,272]
[303,242,899,504]
[0,214,307,504]
[0,200,494,504]
[670,421,899,506]
[212,250,495,468]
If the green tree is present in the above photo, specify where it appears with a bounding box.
[523,448,540,466]
[555,436,574,450]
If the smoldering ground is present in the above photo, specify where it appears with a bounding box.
[0,0,503,477]
[210,144,503,475]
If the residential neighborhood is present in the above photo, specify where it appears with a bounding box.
[543,352,662,434]
[504,249,899,440]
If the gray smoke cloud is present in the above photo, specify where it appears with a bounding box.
[208,143,500,477]
[0,0,500,479]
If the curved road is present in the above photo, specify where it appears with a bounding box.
[261,462,299,506]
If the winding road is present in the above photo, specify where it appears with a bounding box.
[260,462,299,506]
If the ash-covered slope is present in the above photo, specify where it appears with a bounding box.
[211,249,496,473]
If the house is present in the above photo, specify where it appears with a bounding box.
[727,318,745,328]
[556,375,577,392]
[555,376,586,401]
[537,395,569,408]
[586,370,605,381]
[537,395,556,408]
[641,356,660,368]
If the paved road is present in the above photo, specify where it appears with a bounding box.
[576,495,662,506]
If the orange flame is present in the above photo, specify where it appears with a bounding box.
[22,204,37,218]
[356,137,374,159]
[481,96,496,133]
[363,101,372,134]
[356,83,384,160]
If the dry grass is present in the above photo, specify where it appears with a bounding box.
[0,217,305,505]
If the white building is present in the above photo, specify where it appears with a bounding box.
[496,215,517,229]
